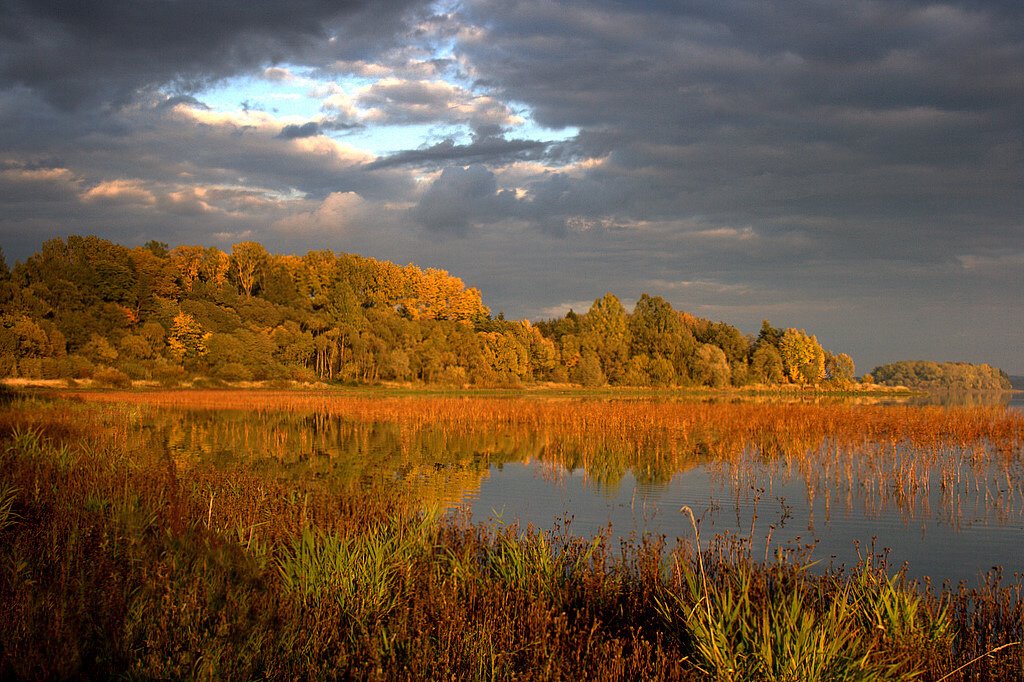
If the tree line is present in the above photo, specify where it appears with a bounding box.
[869,361,1011,391]
[0,235,858,388]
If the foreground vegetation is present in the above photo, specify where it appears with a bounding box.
[2,392,1023,679]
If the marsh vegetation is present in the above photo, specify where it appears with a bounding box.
[1,390,1022,679]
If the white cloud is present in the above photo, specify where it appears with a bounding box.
[354,78,520,128]
[0,166,78,184]
[81,179,156,205]
[272,191,371,235]
[957,252,1024,275]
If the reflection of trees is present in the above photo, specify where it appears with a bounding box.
[142,407,709,502]
[83,393,1024,524]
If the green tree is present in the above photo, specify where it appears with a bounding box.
[825,352,856,386]
[580,292,631,384]
[692,344,731,388]
[756,320,783,350]
[751,345,784,384]
[622,355,652,386]
[570,351,606,387]
[629,294,696,383]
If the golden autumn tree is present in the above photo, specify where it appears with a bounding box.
[365,258,411,310]
[779,328,825,385]
[200,247,231,287]
[412,268,489,322]
[231,241,269,297]
[167,312,209,363]
[169,245,204,292]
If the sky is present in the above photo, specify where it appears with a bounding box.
[0,0,1021,374]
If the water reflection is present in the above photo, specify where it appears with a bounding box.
[121,397,1024,585]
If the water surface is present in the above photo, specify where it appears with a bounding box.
[131,395,1024,585]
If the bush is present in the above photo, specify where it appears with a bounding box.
[117,360,152,380]
[93,366,132,388]
[151,361,186,387]
[64,354,96,379]
[16,358,42,379]
[571,353,606,387]
[213,362,254,382]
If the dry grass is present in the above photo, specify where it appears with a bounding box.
[62,389,1024,520]
[0,391,1021,679]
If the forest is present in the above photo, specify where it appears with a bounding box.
[870,361,1012,391]
[0,235,856,388]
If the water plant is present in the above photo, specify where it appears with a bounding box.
[0,392,1021,679]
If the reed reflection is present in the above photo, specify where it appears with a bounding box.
[95,391,1024,541]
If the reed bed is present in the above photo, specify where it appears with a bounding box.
[1,393,1022,679]
[63,389,1024,523]
[66,389,1024,455]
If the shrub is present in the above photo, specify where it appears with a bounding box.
[93,366,132,388]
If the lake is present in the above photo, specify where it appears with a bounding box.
[77,390,1024,586]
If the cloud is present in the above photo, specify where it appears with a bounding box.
[355,77,520,128]
[273,191,372,235]
[80,179,156,206]
[158,94,209,110]
[411,165,517,235]
[277,119,362,139]
[367,136,548,169]
[278,122,323,140]
[0,0,1021,371]
[0,0,427,110]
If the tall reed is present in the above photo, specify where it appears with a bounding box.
[1,393,1021,679]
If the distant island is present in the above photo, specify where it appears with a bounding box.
[0,235,1007,392]
[869,361,1012,392]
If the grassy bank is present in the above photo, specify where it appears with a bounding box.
[1,396,1022,680]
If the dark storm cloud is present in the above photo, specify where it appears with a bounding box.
[158,95,209,110]
[410,0,1021,369]
[278,119,361,139]
[0,0,427,109]
[278,122,323,139]
[0,0,1021,371]
[366,137,548,169]
[456,0,1023,257]
[411,165,518,235]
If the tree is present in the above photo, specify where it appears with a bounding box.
[751,345,784,384]
[756,320,783,350]
[779,328,825,385]
[231,241,269,297]
[623,355,652,386]
[691,344,731,387]
[200,247,232,288]
[411,268,490,323]
[825,352,856,386]
[144,240,169,258]
[870,361,1011,391]
[129,246,177,319]
[170,245,204,292]
[82,333,119,365]
[570,351,606,387]
[167,312,209,364]
[580,292,631,384]
[699,321,750,367]
[629,294,696,380]
[480,331,529,382]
